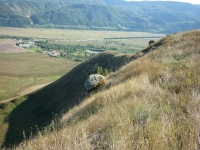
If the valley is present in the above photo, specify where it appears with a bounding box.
[0,27,165,59]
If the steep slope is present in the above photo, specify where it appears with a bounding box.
[1,52,132,147]
[8,30,200,149]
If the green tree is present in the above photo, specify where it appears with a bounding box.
[104,68,108,75]
[94,67,108,76]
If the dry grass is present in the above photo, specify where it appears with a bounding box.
[5,30,200,150]
[0,40,28,53]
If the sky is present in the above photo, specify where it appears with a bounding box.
[125,0,200,4]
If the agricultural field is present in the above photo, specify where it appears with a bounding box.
[0,27,165,54]
[0,27,165,40]
[0,39,28,53]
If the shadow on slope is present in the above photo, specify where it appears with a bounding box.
[2,52,133,148]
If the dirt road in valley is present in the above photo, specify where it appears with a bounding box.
[0,83,50,104]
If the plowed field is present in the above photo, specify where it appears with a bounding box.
[0,40,28,53]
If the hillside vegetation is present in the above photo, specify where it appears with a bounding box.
[0,0,200,33]
[0,52,79,101]
[2,30,200,149]
[0,51,132,148]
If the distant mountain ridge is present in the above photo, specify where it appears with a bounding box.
[0,0,200,33]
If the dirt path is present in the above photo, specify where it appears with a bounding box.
[0,83,51,104]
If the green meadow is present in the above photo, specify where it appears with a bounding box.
[0,53,79,101]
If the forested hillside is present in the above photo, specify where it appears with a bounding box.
[1,0,200,33]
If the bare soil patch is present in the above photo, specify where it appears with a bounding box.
[0,40,29,53]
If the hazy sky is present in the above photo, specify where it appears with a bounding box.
[125,0,200,4]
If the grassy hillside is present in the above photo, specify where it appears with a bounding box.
[4,30,200,149]
[0,52,132,148]
[0,51,79,147]
[0,52,79,101]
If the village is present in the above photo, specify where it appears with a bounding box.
[14,39,61,57]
